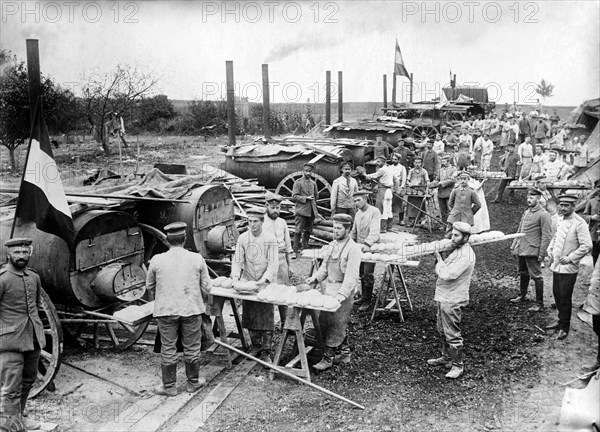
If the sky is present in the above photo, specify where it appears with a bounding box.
[2,0,599,107]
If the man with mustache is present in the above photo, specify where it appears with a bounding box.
[0,238,45,430]
[427,222,476,379]
[330,162,358,218]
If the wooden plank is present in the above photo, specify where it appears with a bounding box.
[285,346,314,368]
[384,299,396,310]
[125,363,229,432]
[169,360,256,431]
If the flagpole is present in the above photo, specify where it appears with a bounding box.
[392,73,397,105]
[409,73,414,103]
[11,39,42,238]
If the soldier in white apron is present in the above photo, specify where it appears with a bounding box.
[305,214,362,371]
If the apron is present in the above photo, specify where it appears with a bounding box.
[241,272,274,331]
[318,239,355,347]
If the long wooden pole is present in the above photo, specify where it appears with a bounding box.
[383,74,388,109]
[392,73,397,105]
[409,73,414,103]
[337,71,343,122]
[226,60,236,146]
[325,71,331,125]
[213,339,365,410]
[262,64,271,139]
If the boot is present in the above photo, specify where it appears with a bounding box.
[445,346,464,379]
[247,330,263,357]
[333,338,351,364]
[313,346,334,371]
[427,342,452,368]
[185,359,206,392]
[259,332,273,367]
[304,328,319,346]
[358,277,373,312]
[354,279,367,305]
[154,363,178,396]
[534,279,544,307]
[386,218,394,232]
[380,219,387,233]
[293,232,302,254]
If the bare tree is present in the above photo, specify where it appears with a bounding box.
[83,65,157,155]
[535,79,555,105]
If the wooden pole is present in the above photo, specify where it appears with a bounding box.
[11,39,41,238]
[325,71,331,125]
[392,73,397,105]
[213,339,365,410]
[262,64,271,139]
[337,71,343,122]
[26,39,40,125]
[226,60,236,146]
[409,73,414,103]
[383,74,388,109]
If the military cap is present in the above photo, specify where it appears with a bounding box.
[440,153,452,160]
[164,222,187,236]
[303,163,315,170]
[452,222,472,234]
[4,238,33,248]
[246,207,266,216]
[457,170,471,179]
[507,142,516,147]
[557,194,578,204]
[264,192,283,203]
[397,138,405,144]
[527,187,543,196]
[341,161,353,169]
[548,149,558,154]
[354,190,371,197]
[332,213,353,226]
[375,155,387,162]
[413,156,423,162]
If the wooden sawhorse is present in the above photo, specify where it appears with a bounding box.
[269,306,323,382]
[208,296,248,368]
[370,262,414,322]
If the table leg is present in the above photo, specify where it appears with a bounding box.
[269,329,290,380]
[295,329,311,382]
[371,263,391,322]
[396,264,413,311]
[388,265,404,322]
[229,298,248,349]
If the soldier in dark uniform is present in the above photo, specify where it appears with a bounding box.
[0,238,45,431]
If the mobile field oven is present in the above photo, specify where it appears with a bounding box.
[221,136,378,216]
[0,179,239,397]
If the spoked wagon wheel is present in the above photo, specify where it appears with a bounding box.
[101,300,151,351]
[276,171,332,217]
[412,125,438,140]
[31,289,62,398]
[139,223,170,266]
[63,298,152,352]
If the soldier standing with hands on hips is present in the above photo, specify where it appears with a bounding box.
[0,238,45,431]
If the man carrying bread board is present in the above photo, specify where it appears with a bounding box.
[231,207,279,363]
[305,213,362,371]
[350,190,381,312]
[427,222,476,379]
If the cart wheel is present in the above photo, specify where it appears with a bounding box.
[276,171,332,216]
[30,289,62,398]
[139,223,170,265]
[412,125,438,140]
[103,306,150,351]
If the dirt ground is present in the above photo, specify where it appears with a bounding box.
[1,135,597,432]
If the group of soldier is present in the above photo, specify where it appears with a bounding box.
[1,164,598,430]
